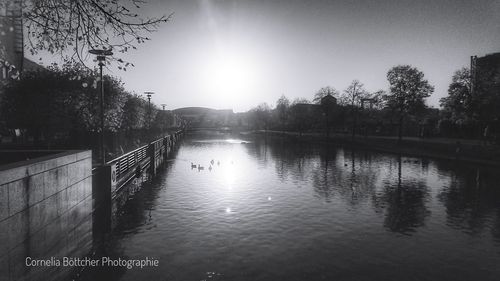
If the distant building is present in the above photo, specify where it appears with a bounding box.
[471,52,500,96]
[173,107,237,128]
[0,0,23,79]
[1,1,44,141]
[320,94,337,107]
[0,0,43,81]
[471,52,500,121]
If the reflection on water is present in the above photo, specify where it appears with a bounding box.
[82,134,500,281]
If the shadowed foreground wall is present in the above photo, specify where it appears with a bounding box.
[0,151,92,281]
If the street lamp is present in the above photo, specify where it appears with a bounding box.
[144,91,155,130]
[144,91,154,104]
[161,104,167,111]
[89,48,113,165]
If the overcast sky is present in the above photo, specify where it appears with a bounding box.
[36,0,500,112]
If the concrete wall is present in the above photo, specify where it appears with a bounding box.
[0,150,93,281]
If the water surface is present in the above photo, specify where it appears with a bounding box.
[84,134,500,281]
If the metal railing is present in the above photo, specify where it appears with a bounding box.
[105,130,183,189]
[107,143,149,180]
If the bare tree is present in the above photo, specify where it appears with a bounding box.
[275,94,290,131]
[339,80,367,107]
[250,103,271,130]
[341,80,367,139]
[2,0,171,67]
[291,97,311,105]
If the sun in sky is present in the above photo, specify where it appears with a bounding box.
[199,47,260,107]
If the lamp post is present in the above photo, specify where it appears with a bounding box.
[161,104,167,111]
[144,91,155,121]
[144,92,155,137]
[89,48,113,165]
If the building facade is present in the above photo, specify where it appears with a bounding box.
[471,52,500,122]
[0,0,23,80]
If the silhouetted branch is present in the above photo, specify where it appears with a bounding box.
[17,0,172,68]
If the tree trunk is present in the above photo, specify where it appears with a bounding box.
[325,113,330,139]
[398,114,403,143]
[352,107,357,141]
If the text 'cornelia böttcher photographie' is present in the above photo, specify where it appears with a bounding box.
[25,257,159,270]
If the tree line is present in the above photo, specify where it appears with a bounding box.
[0,62,182,156]
[248,64,499,143]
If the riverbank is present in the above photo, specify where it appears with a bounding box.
[251,130,500,166]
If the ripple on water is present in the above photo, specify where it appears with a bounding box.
[88,136,500,281]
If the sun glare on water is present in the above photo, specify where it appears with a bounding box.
[221,161,237,186]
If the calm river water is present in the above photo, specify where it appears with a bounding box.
[83,133,500,281]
